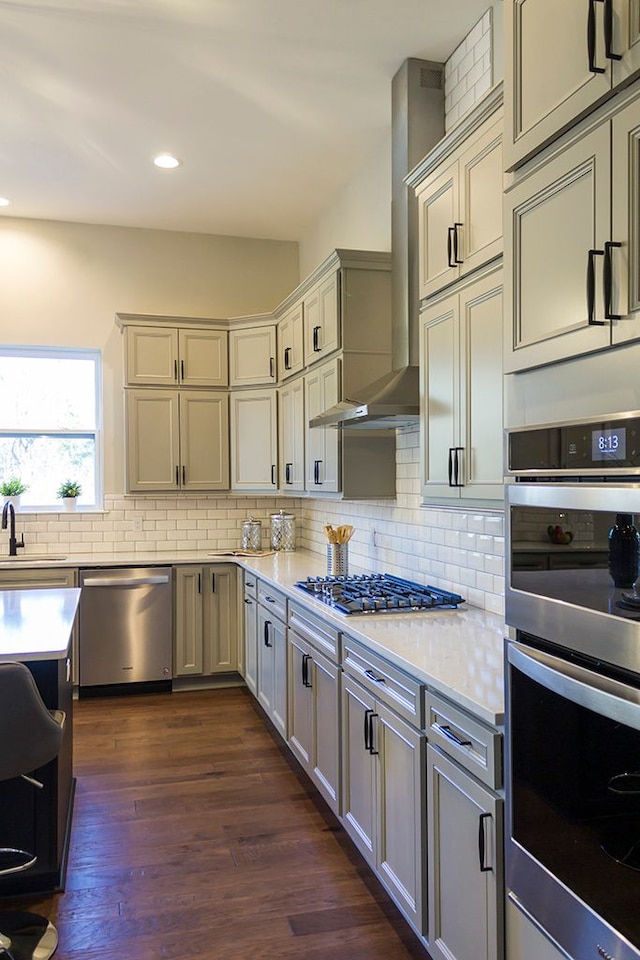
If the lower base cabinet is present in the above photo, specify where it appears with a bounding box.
[242,574,258,695]
[256,603,287,738]
[341,671,426,936]
[174,564,238,678]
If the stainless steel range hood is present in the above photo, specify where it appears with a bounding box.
[310,58,444,430]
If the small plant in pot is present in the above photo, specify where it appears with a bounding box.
[0,477,28,509]
[57,480,82,511]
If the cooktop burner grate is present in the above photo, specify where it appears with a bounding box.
[294,573,464,614]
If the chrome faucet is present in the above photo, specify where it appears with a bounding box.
[1,502,25,556]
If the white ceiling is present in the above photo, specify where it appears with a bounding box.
[0,0,490,241]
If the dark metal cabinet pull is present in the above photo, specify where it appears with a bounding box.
[264,620,272,647]
[604,240,623,320]
[182,465,186,485]
[243,597,253,605]
[435,722,472,748]
[284,347,291,370]
[368,712,379,755]
[364,669,385,684]
[364,708,373,751]
[604,0,622,59]
[271,464,276,486]
[312,325,321,352]
[269,357,275,379]
[587,248,606,325]
[181,359,185,381]
[176,465,180,486]
[452,447,464,488]
[264,595,276,604]
[478,812,492,872]
[448,448,454,487]
[453,222,464,264]
[588,0,606,73]
[302,653,312,688]
[174,359,178,381]
[211,573,215,593]
[313,460,322,485]
[285,463,292,485]
[197,573,201,593]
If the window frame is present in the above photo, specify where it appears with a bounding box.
[0,345,104,512]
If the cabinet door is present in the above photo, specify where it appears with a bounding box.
[243,594,258,695]
[126,390,180,492]
[125,326,179,386]
[376,702,426,935]
[613,0,640,85]
[504,122,611,372]
[505,0,611,169]
[257,605,275,717]
[311,648,341,815]
[271,615,288,740]
[427,745,504,960]
[287,630,313,770]
[304,273,339,365]
[230,390,278,492]
[179,392,229,491]
[229,326,277,386]
[279,377,305,491]
[459,271,504,502]
[417,159,459,300]
[178,329,228,387]
[420,294,459,499]
[458,116,503,278]
[278,303,304,379]
[612,96,640,343]
[341,673,376,866]
[203,565,237,673]
[174,566,204,676]
[305,359,340,493]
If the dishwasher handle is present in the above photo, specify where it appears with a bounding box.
[82,574,171,587]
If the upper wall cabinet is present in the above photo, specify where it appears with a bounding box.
[229,322,277,387]
[505,92,640,372]
[124,324,228,388]
[412,105,503,302]
[505,0,640,170]
[303,272,340,366]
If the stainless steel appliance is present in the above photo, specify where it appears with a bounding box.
[505,413,640,960]
[78,567,172,692]
[295,573,463,614]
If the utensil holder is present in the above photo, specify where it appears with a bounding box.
[327,543,348,576]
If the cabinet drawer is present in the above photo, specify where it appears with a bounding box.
[243,573,258,599]
[425,689,502,790]
[257,581,287,622]
[342,636,423,728]
[288,600,340,664]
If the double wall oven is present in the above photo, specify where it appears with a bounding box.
[505,413,640,960]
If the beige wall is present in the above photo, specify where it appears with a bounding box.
[0,217,299,493]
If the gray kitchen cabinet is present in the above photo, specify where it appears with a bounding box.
[341,637,426,936]
[504,0,640,170]
[256,584,288,739]
[303,271,340,366]
[420,266,503,505]
[230,388,278,493]
[278,375,305,492]
[277,301,304,380]
[304,357,340,493]
[0,568,79,683]
[229,321,277,386]
[287,600,341,814]
[242,573,258,695]
[425,690,503,960]
[123,323,228,387]
[173,564,238,679]
[505,899,568,960]
[125,389,229,493]
[415,111,503,301]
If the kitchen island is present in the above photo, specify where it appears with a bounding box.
[0,587,80,896]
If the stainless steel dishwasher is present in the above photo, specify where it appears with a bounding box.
[78,567,172,693]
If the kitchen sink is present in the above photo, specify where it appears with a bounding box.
[0,554,68,562]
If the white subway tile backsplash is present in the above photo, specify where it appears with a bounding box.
[444,7,494,130]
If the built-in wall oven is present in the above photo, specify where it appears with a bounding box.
[505,413,640,960]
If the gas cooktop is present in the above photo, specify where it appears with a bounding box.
[295,573,464,615]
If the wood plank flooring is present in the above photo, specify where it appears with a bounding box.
[3,687,431,960]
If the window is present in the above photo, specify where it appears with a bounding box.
[0,347,102,510]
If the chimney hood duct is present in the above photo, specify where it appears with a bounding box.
[310,58,444,430]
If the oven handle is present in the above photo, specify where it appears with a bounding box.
[509,641,640,729]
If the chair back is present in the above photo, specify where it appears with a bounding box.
[0,662,64,782]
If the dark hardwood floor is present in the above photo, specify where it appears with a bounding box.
[4,687,431,960]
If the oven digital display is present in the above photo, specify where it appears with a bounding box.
[592,427,626,461]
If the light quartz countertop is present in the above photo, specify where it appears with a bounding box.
[0,587,80,662]
[0,548,507,725]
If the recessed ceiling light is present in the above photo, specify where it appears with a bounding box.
[153,153,182,169]
[0,198,10,207]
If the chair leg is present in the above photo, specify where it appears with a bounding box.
[0,911,58,960]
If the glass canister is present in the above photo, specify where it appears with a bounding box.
[270,510,295,551]
[241,516,262,552]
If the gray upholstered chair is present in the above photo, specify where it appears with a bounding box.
[0,661,66,960]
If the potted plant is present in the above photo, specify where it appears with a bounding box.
[0,477,28,510]
[57,480,82,511]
